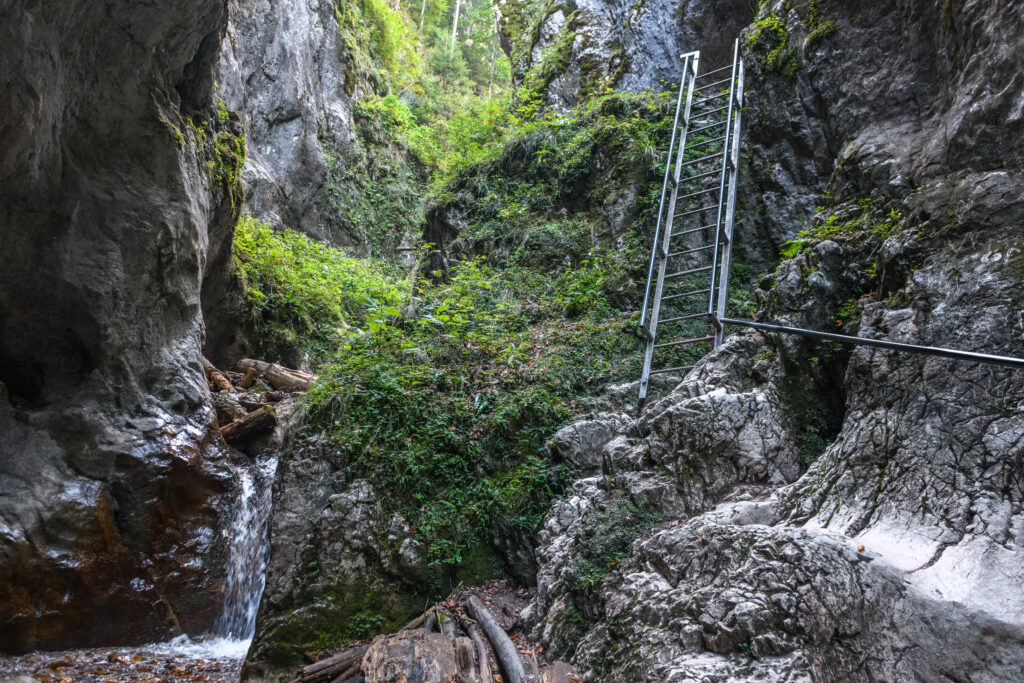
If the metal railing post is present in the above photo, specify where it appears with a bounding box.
[714,46,743,347]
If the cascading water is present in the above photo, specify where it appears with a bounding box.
[0,453,282,681]
[214,453,279,643]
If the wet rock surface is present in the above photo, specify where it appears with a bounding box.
[0,0,242,653]
[0,639,245,683]
[244,431,430,676]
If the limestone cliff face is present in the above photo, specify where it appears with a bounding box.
[499,0,753,110]
[216,0,359,246]
[0,0,241,653]
[523,0,1024,679]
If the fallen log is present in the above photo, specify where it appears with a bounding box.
[237,358,318,392]
[399,605,436,633]
[220,405,276,445]
[454,636,477,681]
[456,615,492,683]
[203,357,235,393]
[465,596,526,683]
[298,645,367,682]
[328,658,362,682]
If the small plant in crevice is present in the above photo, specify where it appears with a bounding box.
[568,495,661,593]
[796,417,833,470]
[745,12,797,77]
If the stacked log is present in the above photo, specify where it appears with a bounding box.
[290,594,580,683]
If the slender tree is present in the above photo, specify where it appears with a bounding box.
[450,0,462,49]
[487,4,498,96]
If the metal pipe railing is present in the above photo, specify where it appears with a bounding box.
[720,318,1024,370]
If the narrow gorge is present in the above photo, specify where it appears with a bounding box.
[1,0,1022,681]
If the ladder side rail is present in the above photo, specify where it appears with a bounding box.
[639,52,700,334]
[639,53,700,408]
[714,57,744,347]
[706,40,740,343]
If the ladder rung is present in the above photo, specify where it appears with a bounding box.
[692,92,728,106]
[662,288,711,302]
[675,202,718,217]
[698,76,734,91]
[668,244,715,258]
[654,335,715,349]
[679,152,723,169]
[691,104,729,117]
[696,64,734,79]
[665,265,713,279]
[687,135,727,149]
[650,365,695,376]
[676,186,718,202]
[672,223,717,238]
[660,313,709,325]
[690,120,728,135]
[683,167,725,183]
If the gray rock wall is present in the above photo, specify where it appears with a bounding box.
[217,0,371,248]
[522,0,1024,679]
[0,0,241,653]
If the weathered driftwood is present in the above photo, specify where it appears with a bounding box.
[457,615,493,683]
[455,636,477,680]
[240,366,259,389]
[297,644,367,682]
[438,609,460,640]
[237,358,318,391]
[399,605,436,633]
[220,405,276,445]
[203,357,234,392]
[328,659,362,682]
[465,596,526,683]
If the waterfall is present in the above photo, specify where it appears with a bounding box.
[213,453,279,643]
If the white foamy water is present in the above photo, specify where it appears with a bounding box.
[213,453,279,643]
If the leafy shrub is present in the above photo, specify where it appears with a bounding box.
[233,215,407,359]
[293,253,643,573]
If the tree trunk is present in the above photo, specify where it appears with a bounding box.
[203,357,234,392]
[464,596,526,683]
[220,405,276,445]
[487,9,498,97]
[236,358,318,391]
[450,0,462,50]
[295,645,367,683]
[419,0,427,33]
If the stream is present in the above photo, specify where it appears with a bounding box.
[0,454,279,683]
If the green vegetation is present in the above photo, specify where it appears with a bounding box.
[233,215,407,358]
[745,12,797,76]
[233,0,767,658]
[796,417,831,469]
[212,99,246,209]
[302,254,643,571]
[777,198,905,261]
[568,495,661,592]
[805,0,837,48]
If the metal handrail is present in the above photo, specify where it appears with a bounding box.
[720,318,1024,370]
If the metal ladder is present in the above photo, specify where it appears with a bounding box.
[637,40,744,409]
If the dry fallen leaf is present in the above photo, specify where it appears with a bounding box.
[493,675,503,683]
[858,545,866,552]
[569,676,582,682]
